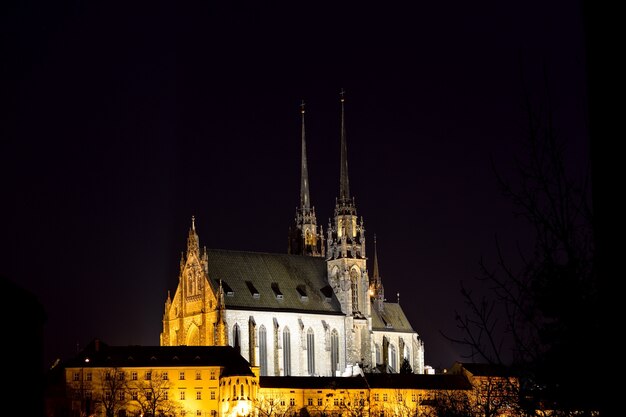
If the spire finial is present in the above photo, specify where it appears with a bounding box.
[373,234,380,279]
[339,88,350,203]
[191,215,195,231]
[300,99,311,210]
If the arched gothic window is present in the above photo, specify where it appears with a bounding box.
[259,325,267,376]
[233,324,241,354]
[283,327,291,376]
[306,328,315,376]
[375,343,381,365]
[331,329,339,376]
[350,268,359,312]
[390,344,397,372]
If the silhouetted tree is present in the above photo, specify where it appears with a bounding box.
[93,368,129,417]
[400,358,413,374]
[444,65,598,416]
[126,370,182,417]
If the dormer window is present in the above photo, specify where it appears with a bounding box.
[296,285,308,301]
[320,285,333,302]
[271,283,283,300]
[246,281,260,299]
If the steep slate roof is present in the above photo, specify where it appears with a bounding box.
[370,302,415,332]
[62,339,255,377]
[206,249,344,315]
[260,376,370,390]
[365,373,472,390]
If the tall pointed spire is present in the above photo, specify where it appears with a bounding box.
[373,234,380,279]
[300,100,310,210]
[288,99,324,257]
[370,234,385,311]
[339,88,350,204]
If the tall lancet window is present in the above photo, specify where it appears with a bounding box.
[375,344,381,365]
[350,269,359,312]
[283,327,291,376]
[259,326,267,376]
[390,344,397,372]
[331,329,339,376]
[232,324,241,354]
[306,328,315,376]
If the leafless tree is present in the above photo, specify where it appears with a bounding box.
[443,63,598,415]
[125,370,182,417]
[91,368,129,417]
[337,391,369,417]
[254,392,296,417]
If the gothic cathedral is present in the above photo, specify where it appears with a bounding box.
[160,92,425,377]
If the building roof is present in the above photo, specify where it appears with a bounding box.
[371,302,415,332]
[260,374,471,391]
[451,362,515,378]
[206,249,344,315]
[260,376,370,390]
[364,373,472,390]
[62,339,255,377]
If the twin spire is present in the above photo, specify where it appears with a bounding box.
[300,100,311,211]
[339,88,351,205]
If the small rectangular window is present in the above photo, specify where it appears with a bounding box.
[132,372,138,381]
[179,371,185,380]
[180,391,186,400]
[196,391,202,400]
[196,371,201,380]
[210,390,216,400]
[73,372,80,381]
[163,372,168,380]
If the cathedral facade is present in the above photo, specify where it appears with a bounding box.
[160,93,425,377]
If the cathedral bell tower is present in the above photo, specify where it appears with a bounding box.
[326,90,372,370]
[288,100,325,257]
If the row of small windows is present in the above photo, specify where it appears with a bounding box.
[83,389,217,401]
[87,391,424,404]
[117,410,216,417]
[75,370,217,381]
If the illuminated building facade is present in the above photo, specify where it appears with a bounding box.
[160,92,425,377]
[47,340,470,417]
[48,339,258,417]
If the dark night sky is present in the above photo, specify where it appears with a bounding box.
[1,1,589,371]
